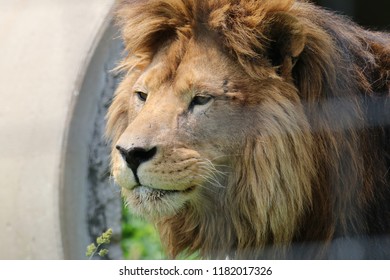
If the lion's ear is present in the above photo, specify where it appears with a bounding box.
[266,12,306,79]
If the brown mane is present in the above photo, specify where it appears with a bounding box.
[109,0,390,259]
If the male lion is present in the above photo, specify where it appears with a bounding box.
[107,0,390,259]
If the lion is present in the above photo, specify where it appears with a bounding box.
[106,0,390,259]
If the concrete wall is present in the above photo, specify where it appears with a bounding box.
[61,23,124,260]
[0,0,119,259]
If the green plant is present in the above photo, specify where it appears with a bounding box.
[121,205,166,259]
[121,203,200,260]
[86,228,113,259]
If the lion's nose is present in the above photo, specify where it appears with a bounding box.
[116,145,157,175]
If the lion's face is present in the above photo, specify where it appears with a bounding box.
[108,0,320,257]
[112,39,255,218]
[111,31,311,224]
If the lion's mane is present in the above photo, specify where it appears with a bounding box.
[108,0,390,259]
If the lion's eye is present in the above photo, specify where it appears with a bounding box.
[190,95,212,107]
[135,91,148,102]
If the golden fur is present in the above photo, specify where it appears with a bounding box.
[107,0,390,259]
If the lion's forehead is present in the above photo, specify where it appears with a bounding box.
[135,40,243,98]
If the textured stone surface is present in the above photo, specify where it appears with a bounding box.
[87,57,123,260]
[61,21,124,259]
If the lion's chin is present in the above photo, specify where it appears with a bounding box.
[122,185,196,219]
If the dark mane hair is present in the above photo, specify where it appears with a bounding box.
[110,0,390,259]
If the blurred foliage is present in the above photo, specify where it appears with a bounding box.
[121,202,199,260]
[121,205,166,260]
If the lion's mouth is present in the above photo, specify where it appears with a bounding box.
[132,185,196,199]
[123,184,197,217]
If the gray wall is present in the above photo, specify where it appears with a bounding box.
[61,23,123,260]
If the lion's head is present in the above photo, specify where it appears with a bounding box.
[107,0,390,259]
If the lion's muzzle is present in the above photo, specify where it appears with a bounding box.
[116,145,157,183]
